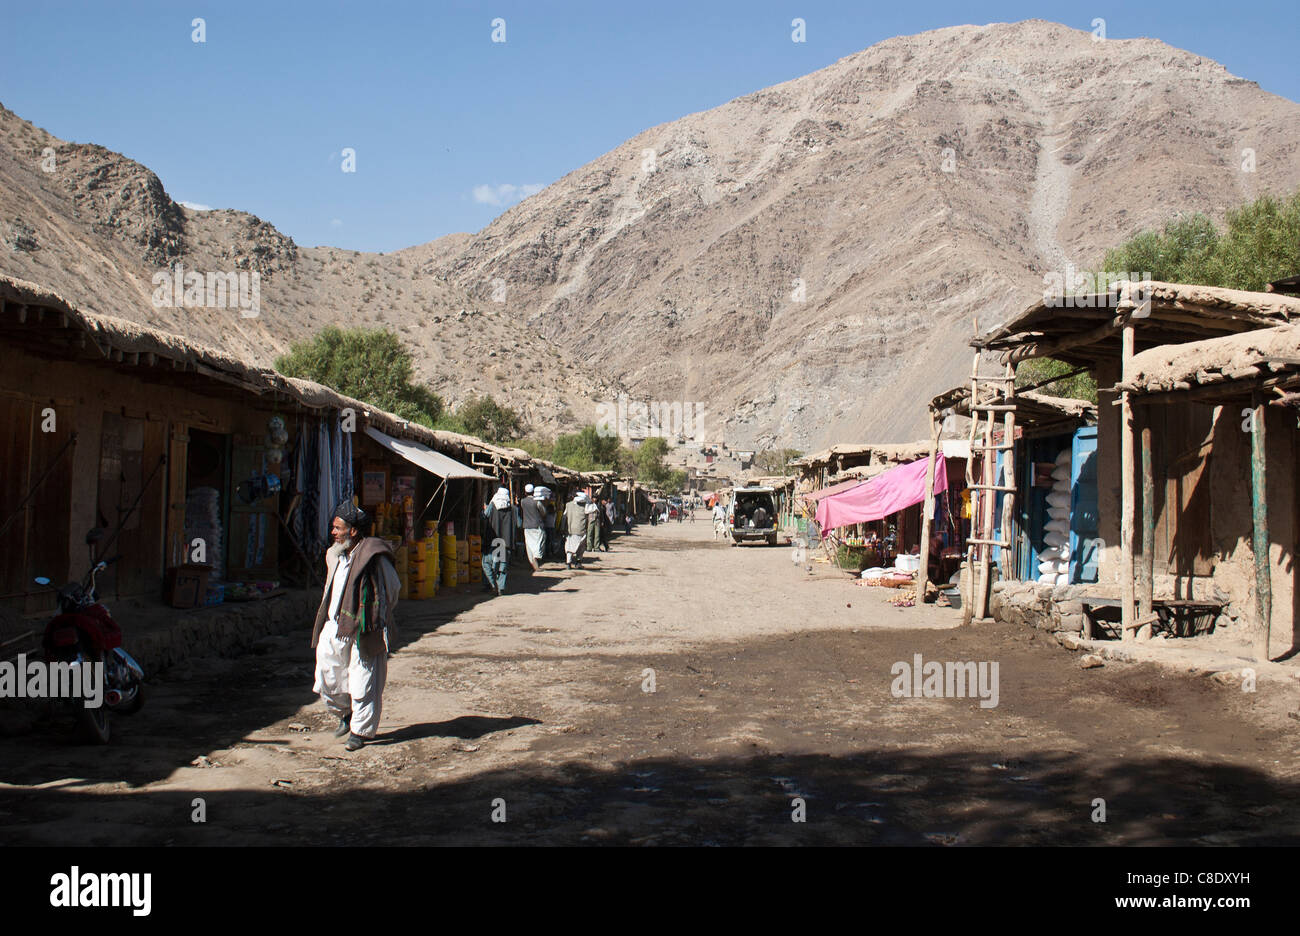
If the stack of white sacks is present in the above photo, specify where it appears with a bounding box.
[1038,449,1072,585]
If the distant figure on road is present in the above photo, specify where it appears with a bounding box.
[564,492,589,569]
[623,511,632,535]
[481,486,516,596]
[520,483,545,572]
[712,501,727,540]
[598,497,612,551]
[584,494,601,553]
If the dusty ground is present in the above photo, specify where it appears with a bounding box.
[2,520,1299,846]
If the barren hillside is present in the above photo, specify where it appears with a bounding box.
[426,19,1300,448]
[4,20,1299,450]
[0,106,618,434]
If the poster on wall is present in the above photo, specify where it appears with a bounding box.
[361,468,388,505]
[393,474,416,502]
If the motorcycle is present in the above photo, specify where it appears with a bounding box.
[34,528,145,744]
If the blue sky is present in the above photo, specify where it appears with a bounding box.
[3,0,1296,253]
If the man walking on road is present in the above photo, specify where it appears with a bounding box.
[564,492,589,569]
[311,501,402,752]
[520,483,545,572]
[585,493,601,554]
[481,485,517,595]
[712,500,727,540]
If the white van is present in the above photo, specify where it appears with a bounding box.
[726,486,779,546]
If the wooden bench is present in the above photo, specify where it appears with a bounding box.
[1082,598,1222,640]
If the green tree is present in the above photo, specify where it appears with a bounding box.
[1208,192,1300,291]
[1015,357,1098,404]
[624,436,685,490]
[456,395,525,444]
[550,425,623,472]
[1099,212,1220,286]
[754,448,804,476]
[275,326,444,427]
[1096,190,1300,291]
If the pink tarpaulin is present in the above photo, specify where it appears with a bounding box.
[804,476,867,503]
[815,455,947,534]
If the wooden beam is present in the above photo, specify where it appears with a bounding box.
[1007,313,1128,364]
[1138,410,1155,641]
[916,412,941,609]
[1121,325,1136,641]
[1001,363,1018,588]
[1131,371,1300,408]
[1251,394,1272,662]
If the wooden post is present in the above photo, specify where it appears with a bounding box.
[975,408,997,621]
[1120,324,1136,641]
[917,412,941,607]
[1251,394,1272,662]
[963,349,981,627]
[1138,408,1155,641]
[1001,362,1017,584]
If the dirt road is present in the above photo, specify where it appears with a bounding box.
[3,521,1299,845]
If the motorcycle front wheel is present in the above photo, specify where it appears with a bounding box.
[73,638,111,744]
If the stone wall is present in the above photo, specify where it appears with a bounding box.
[989,580,1104,635]
[129,590,317,678]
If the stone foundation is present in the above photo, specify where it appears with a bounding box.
[128,590,318,678]
[989,580,1110,635]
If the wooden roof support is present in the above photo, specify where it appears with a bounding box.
[915,411,941,611]
[1120,324,1137,642]
[1138,408,1155,641]
[1250,393,1272,662]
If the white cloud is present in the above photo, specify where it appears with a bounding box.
[179,201,212,211]
[472,182,545,207]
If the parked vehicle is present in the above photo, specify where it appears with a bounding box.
[35,528,145,744]
[727,486,779,546]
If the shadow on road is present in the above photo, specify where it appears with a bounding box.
[369,715,542,746]
[2,745,1296,846]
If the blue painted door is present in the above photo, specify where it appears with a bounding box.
[1070,426,1100,583]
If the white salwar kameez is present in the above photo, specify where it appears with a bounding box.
[312,547,395,740]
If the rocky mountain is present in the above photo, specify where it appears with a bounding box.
[4,20,1299,452]
[0,104,619,434]
[425,19,1300,449]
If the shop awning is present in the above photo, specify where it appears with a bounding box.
[804,476,868,503]
[815,455,948,534]
[363,426,493,480]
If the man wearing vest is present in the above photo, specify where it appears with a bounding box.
[311,501,401,751]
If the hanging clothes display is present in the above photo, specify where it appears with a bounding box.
[339,417,353,506]
[317,419,334,548]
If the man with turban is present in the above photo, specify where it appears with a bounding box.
[520,483,545,573]
[481,486,517,595]
[311,500,401,751]
[563,491,589,569]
